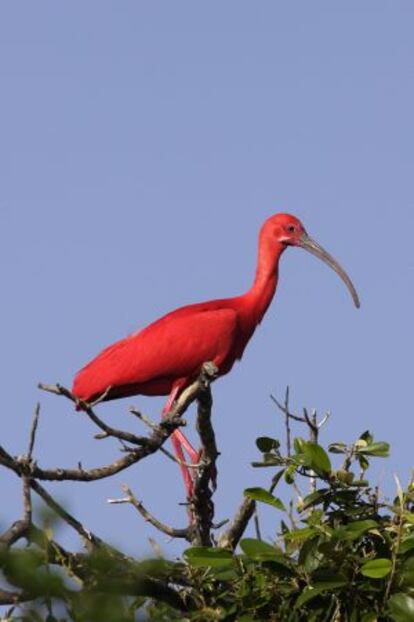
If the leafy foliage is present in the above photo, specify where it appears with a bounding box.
[2,419,414,621]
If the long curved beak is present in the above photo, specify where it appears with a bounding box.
[298,233,360,308]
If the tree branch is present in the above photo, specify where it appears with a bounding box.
[0,404,187,483]
[218,497,256,550]
[109,485,190,540]
[190,362,219,546]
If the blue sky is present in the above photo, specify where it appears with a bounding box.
[0,2,413,557]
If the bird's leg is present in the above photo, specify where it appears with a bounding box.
[162,387,196,505]
[162,385,218,498]
[169,432,194,500]
[162,386,199,463]
[174,430,217,488]
[172,428,199,464]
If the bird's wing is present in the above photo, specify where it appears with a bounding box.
[73,307,240,400]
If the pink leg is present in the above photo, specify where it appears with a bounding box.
[173,428,199,464]
[170,431,194,499]
[161,384,200,463]
[162,384,198,501]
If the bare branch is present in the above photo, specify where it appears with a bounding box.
[38,383,150,447]
[22,477,32,524]
[0,520,30,549]
[0,411,37,550]
[190,362,219,546]
[318,411,330,429]
[0,407,187,484]
[270,393,304,423]
[129,409,201,469]
[253,509,262,541]
[109,485,189,540]
[27,403,41,460]
[218,497,256,550]
[283,386,292,456]
[158,446,202,469]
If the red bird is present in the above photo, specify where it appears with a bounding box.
[73,214,359,498]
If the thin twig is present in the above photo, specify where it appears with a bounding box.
[130,409,201,469]
[27,403,41,461]
[109,485,189,540]
[159,446,202,469]
[303,408,318,444]
[129,408,158,430]
[253,509,262,541]
[22,477,32,524]
[38,383,149,447]
[384,475,405,606]
[284,386,292,456]
[270,393,304,423]
[0,520,30,548]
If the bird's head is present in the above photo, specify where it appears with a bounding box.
[264,213,360,308]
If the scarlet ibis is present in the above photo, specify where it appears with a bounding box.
[72,213,359,499]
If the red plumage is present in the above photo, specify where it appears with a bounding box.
[73,302,242,402]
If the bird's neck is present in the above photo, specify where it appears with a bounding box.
[240,240,286,330]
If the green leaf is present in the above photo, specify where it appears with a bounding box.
[335,469,355,485]
[358,442,390,458]
[388,593,414,621]
[251,453,284,467]
[295,586,324,608]
[334,520,378,541]
[244,487,285,511]
[240,538,279,561]
[295,579,347,608]
[271,469,285,490]
[284,527,315,542]
[138,558,177,577]
[284,464,296,484]
[209,566,238,581]
[298,536,322,573]
[302,442,332,475]
[328,442,347,454]
[313,579,348,589]
[358,454,370,471]
[183,547,234,568]
[403,511,414,525]
[305,509,324,527]
[294,437,306,454]
[397,556,414,588]
[360,430,374,444]
[360,558,392,579]
[256,437,280,452]
[399,536,414,555]
[302,488,330,510]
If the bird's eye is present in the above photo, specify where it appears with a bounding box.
[287,225,296,233]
